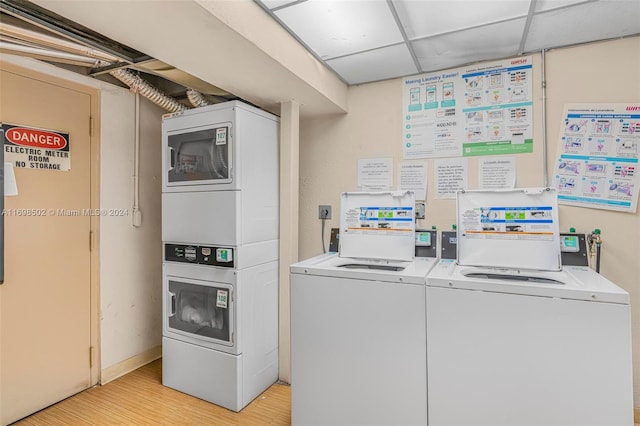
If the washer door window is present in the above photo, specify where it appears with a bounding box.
[167,125,231,185]
[167,278,233,346]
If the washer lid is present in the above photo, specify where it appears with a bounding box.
[290,253,438,285]
[339,191,416,262]
[457,187,561,271]
[426,261,629,304]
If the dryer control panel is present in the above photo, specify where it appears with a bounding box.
[165,243,235,268]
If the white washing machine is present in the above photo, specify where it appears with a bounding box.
[290,191,438,426]
[425,188,633,426]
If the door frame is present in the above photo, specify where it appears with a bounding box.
[1,60,101,387]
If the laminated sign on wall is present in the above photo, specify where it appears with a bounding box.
[2,123,70,171]
[402,56,534,159]
[553,104,640,213]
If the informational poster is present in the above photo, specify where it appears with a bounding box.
[456,188,561,271]
[435,158,468,199]
[402,56,533,158]
[2,123,70,171]
[462,205,555,240]
[399,161,427,200]
[357,158,393,191]
[479,157,516,189]
[553,104,640,213]
[339,191,415,261]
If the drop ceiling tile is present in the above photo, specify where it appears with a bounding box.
[525,0,640,51]
[412,18,526,72]
[325,43,418,85]
[394,0,530,40]
[260,0,301,10]
[274,0,403,59]
[534,0,591,13]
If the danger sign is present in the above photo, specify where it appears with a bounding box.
[2,123,70,171]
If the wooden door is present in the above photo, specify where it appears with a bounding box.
[0,65,95,425]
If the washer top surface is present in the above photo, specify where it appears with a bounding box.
[427,260,629,304]
[291,253,438,285]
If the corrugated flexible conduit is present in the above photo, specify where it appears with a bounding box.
[186,88,211,107]
[109,68,189,113]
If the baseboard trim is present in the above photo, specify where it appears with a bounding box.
[100,345,162,385]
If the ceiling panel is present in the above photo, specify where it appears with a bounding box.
[261,0,300,9]
[525,0,640,52]
[412,18,527,72]
[534,0,592,13]
[254,0,639,85]
[273,0,403,60]
[394,0,531,40]
[325,43,418,85]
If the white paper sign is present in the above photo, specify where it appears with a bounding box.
[479,157,516,189]
[4,162,18,196]
[357,158,393,191]
[399,161,427,199]
[435,158,468,199]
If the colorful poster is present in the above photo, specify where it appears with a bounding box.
[553,104,640,213]
[402,56,534,158]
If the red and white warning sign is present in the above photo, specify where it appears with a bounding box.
[2,123,70,171]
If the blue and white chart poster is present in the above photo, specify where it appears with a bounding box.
[553,103,640,213]
[402,56,533,159]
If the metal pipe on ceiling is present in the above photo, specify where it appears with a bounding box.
[0,21,119,63]
[0,21,207,113]
[0,40,105,67]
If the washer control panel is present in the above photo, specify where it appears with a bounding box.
[165,244,235,268]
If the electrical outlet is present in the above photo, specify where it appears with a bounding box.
[318,205,332,219]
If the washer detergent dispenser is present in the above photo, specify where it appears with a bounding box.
[426,187,632,426]
[290,191,439,426]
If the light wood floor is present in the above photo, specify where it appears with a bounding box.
[15,359,291,425]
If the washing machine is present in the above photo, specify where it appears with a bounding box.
[290,191,438,426]
[425,188,633,426]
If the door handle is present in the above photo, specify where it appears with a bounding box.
[168,292,176,317]
[168,147,175,172]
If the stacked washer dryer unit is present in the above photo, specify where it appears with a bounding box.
[161,101,279,412]
[426,188,633,426]
[290,191,439,426]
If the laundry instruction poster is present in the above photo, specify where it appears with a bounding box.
[402,56,533,158]
[553,103,640,213]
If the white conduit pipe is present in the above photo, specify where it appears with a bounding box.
[0,22,120,63]
[0,41,105,66]
[186,88,211,107]
[541,49,549,187]
[110,68,189,113]
[132,92,142,227]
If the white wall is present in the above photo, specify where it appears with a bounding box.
[299,36,640,405]
[99,91,163,372]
